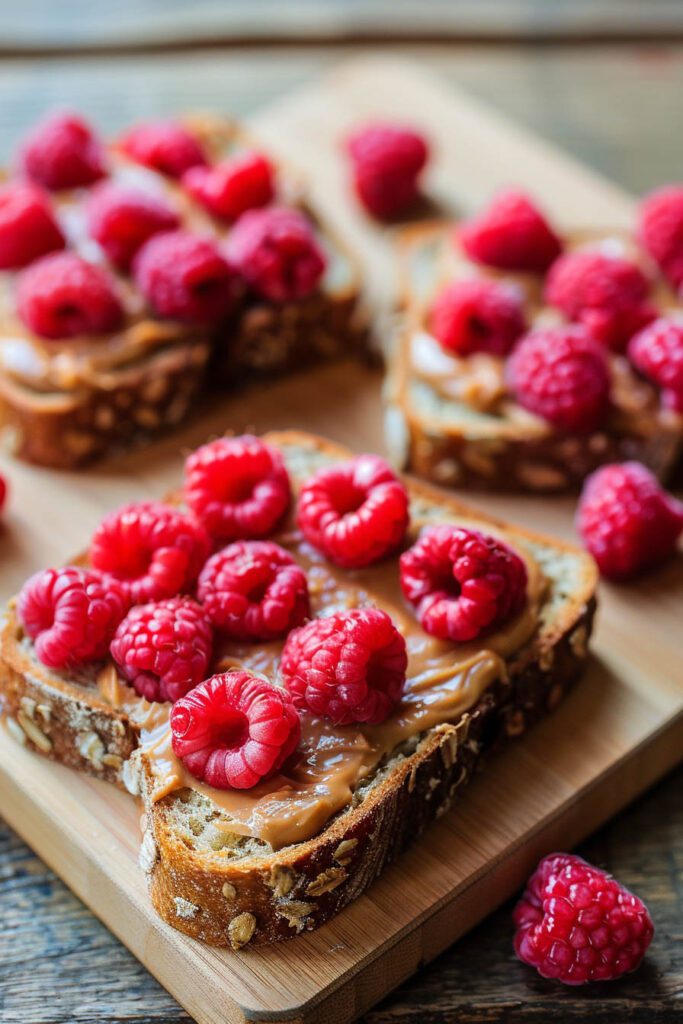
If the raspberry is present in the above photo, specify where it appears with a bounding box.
[170,671,301,790]
[86,182,179,270]
[90,501,210,604]
[281,608,407,725]
[119,120,207,179]
[506,326,610,433]
[18,566,128,669]
[346,122,429,220]
[0,182,64,269]
[17,252,123,340]
[459,191,562,273]
[399,525,527,642]
[297,454,409,569]
[628,316,683,411]
[545,249,655,350]
[183,151,275,222]
[110,597,212,704]
[577,462,683,579]
[430,277,526,357]
[184,435,291,542]
[133,230,236,323]
[225,206,326,303]
[197,540,309,641]
[638,184,683,289]
[514,853,654,985]
[19,112,106,191]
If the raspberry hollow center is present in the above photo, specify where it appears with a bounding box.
[213,707,249,751]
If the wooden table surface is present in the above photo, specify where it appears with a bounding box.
[1,39,683,1024]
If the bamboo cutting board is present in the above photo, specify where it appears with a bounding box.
[1,56,682,1024]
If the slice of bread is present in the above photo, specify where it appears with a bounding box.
[0,430,597,947]
[385,222,683,492]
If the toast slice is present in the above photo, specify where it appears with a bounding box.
[0,117,368,469]
[0,430,597,947]
[385,222,683,492]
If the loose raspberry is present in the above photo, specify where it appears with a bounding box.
[184,435,291,542]
[17,252,123,340]
[90,501,210,604]
[197,540,309,641]
[118,120,207,179]
[183,151,275,222]
[133,229,236,323]
[281,608,407,725]
[577,462,683,579]
[506,326,611,433]
[110,597,212,704]
[18,566,128,669]
[400,525,527,642]
[86,182,179,270]
[430,277,526,357]
[545,249,655,350]
[0,182,65,270]
[638,184,683,289]
[346,122,429,220]
[225,206,326,303]
[514,852,654,985]
[459,191,562,273]
[170,671,301,790]
[18,112,106,191]
[297,454,409,569]
[628,317,683,412]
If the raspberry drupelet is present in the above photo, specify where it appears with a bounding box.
[281,607,407,726]
[170,671,301,790]
[18,112,107,191]
[628,317,683,413]
[110,597,213,704]
[0,182,65,269]
[577,462,683,579]
[514,853,654,984]
[296,454,410,569]
[346,122,429,220]
[184,435,291,542]
[638,184,683,290]
[86,182,180,271]
[400,525,527,643]
[118,120,207,179]
[90,501,210,605]
[17,252,124,340]
[459,191,562,273]
[183,151,275,222]
[197,540,309,641]
[430,277,526,357]
[18,566,128,670]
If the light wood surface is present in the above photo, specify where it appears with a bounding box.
[1,57,682,1024]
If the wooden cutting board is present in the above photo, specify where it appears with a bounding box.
[1,56,682,1024]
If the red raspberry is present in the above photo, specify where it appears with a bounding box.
[638,184,683,289]
[184,435,291,542]
[297,454,409,569]
[90,501,210,604]
[459,191,562,273]
[17,252,123,340]
[506,326,610,433]
[0,182,64,269]
[18,566,128,670]
[628,317,683,412]
[346,122,429,220]
[183,151,275,222]
[400,525,527,642]
[19,112,106,191]
[133,230,236,323]
[110,597,212,704]
[514,853,654,985]
[197,540,309,641]
[225,206,326,303]
[545,249,655,350]
[170,671,301,790]
[118,120,207,179]
[86,182,179,270]
[577,462,683,579]
[430,277,526,357]
[281,608,407,725]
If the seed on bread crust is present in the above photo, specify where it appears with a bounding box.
[306,867,348,897]
[228,912,256,950]
[17,710,52,752]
